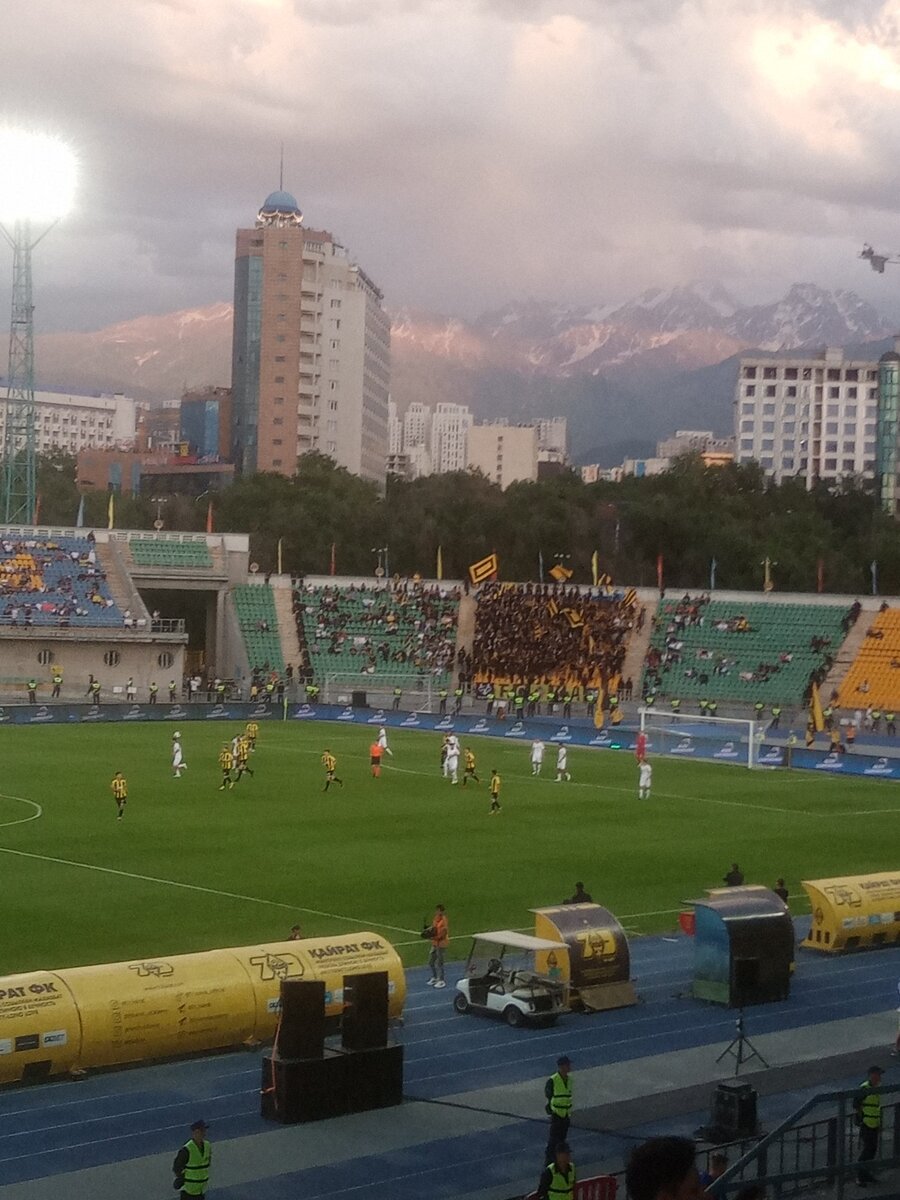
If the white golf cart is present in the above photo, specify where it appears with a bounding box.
[453,931,569,1028]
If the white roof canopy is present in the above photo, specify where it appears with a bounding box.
[470,930,568,951]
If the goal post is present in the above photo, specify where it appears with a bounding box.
[321,672,438,712]
[638,707,762,769]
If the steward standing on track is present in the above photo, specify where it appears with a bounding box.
[544,1054,573,1162]
[536,1141,575,1200]
[173,1119,211,1198]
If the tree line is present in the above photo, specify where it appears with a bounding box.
[33,450,900,597]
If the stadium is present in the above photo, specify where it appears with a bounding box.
[0,522,896,1200]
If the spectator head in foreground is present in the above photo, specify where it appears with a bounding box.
[626,1137,704,1200]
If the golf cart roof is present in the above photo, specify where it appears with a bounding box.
[470,930,568,951]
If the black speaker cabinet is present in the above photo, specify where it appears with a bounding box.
[340,1043,404,1112]
[351,690,368,708]
[260,1049,348,1123]
[342,971,389,1052]
[279,978,325,1060]
[708,1081,758,1140]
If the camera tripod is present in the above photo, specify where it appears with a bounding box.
[716,1009,768,1075]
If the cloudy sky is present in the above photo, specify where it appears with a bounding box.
[4,0,900,330]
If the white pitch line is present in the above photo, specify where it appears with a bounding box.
[0,793,43,829]
[0,845,419,936]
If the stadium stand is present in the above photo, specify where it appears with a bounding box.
[233,585,284,672]
[643,594,850,703]
[129,539,213,569]
[0,535,126,627]
[837,605,900,709]
[294,583,459,682]
[471,582,634,692]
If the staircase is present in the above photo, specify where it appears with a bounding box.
[95,541,151,622]
[619,604,653,697]
[271,582,303,673]
[454,591,476,687]
[821,615,868,704]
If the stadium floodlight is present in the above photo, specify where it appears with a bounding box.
[0,129,77,524]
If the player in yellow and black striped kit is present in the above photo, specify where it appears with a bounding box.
[234,734,254,782]
[219,743,235,790]
[245,720,259,751]
[111,772,127,821]
[322,750,344,792]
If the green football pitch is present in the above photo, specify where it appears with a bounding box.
[1,721,898,977]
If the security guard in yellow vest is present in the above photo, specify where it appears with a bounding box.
[536,1141,575,1200]
[855,1065,883,1185]
[544,1054,573,1162]
[173,1119,211,1198]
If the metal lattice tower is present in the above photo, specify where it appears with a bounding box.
[1,220,37,524]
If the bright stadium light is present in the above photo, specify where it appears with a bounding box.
[0,129,77,223]
[0,129,77,523]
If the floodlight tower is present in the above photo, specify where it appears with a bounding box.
[0,131,76,524]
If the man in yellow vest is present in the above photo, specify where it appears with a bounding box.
[173,1119,211,1198]
[536,1141,575,1200]
[855,1065,883,1186]
[544,1054,573,1162]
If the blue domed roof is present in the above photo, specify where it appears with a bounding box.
[261,190,300,213]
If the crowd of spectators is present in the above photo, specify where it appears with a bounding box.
[471,581,637,693]
[0,536,124,627]
[294,582,460,677]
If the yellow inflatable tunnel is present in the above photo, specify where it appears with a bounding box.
[802,872,900,953]
[0,933,405,1085]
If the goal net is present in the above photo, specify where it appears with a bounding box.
[321,672,440,712]
[638,708,762,769]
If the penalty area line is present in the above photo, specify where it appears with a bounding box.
[0,845,419,936]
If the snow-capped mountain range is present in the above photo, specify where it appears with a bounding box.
[32,283,895,462]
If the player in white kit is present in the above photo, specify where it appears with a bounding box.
[172,732,187,778]
[377,726,393,757]
[555,744,571,782]
[530,739,545,776]
[445,734,460,784]
[638,760,652,799]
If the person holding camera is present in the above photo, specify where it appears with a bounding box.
[424,903,449,988]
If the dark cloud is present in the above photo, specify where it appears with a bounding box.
[3,0,900,333]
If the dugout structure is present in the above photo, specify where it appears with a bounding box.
[532,904,638,1012]
[802,871,900,952]
[689,887,793,1006]
[0,933,405,1085]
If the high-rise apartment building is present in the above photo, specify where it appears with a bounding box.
[0,384,137,455]
[467,421,538,489]
[734,347,878,487]
[431,403,472,474]
[231,189,390,485]
[403,402,431,452]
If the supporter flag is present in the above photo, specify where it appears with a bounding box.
[277,537,283,574]
[33,494,41,525]
[709,557,717,591]
[206,500,214,535]
[547,597,559,618]
[436,546,443,581]
[564,608,584,629]
[75,494,85,529]
[656,553,664,591]
[538,549,545,581]
[469,553,499,586]
[597,572,613,590]
[594,684,605,729]
[809,682,825,733]
[871,560,878,596]
[107,492,115,530]
[591,550,599,586]
[549,563,573,583]
[816,558,824,594]
[622,587,637,608]
[330,543,337,576]
[762,556,775,593]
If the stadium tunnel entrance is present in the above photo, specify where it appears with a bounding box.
[137,587,217,676]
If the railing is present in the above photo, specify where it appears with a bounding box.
[0,618,185,640]
[709,1085,900,1198]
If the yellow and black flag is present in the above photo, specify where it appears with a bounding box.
[547,597,560,618]
[469,553,499,586]
[809,682,825,733]
[563,608,584,629]
[549,563,573,583]
[622,588,637,608]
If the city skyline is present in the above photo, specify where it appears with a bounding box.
[5,1,900,335]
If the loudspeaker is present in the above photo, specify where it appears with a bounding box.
[731,958,760,1007]
[708,1081,758,1140]
[352,690,368,708]
[278,979,325,1060]
[342,971,389,1052]
[340,1044,404,1112]
[260,1050,348,1123]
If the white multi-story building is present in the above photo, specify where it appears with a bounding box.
[431,403,472,474]
[735,347,878,486]
[467,421,538,489]
[656,429,734,458]
[388,399,403,457]
[403,402,431,452]
[0,386,137,455]
[533,417,568,464]
[232,189,390,485]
